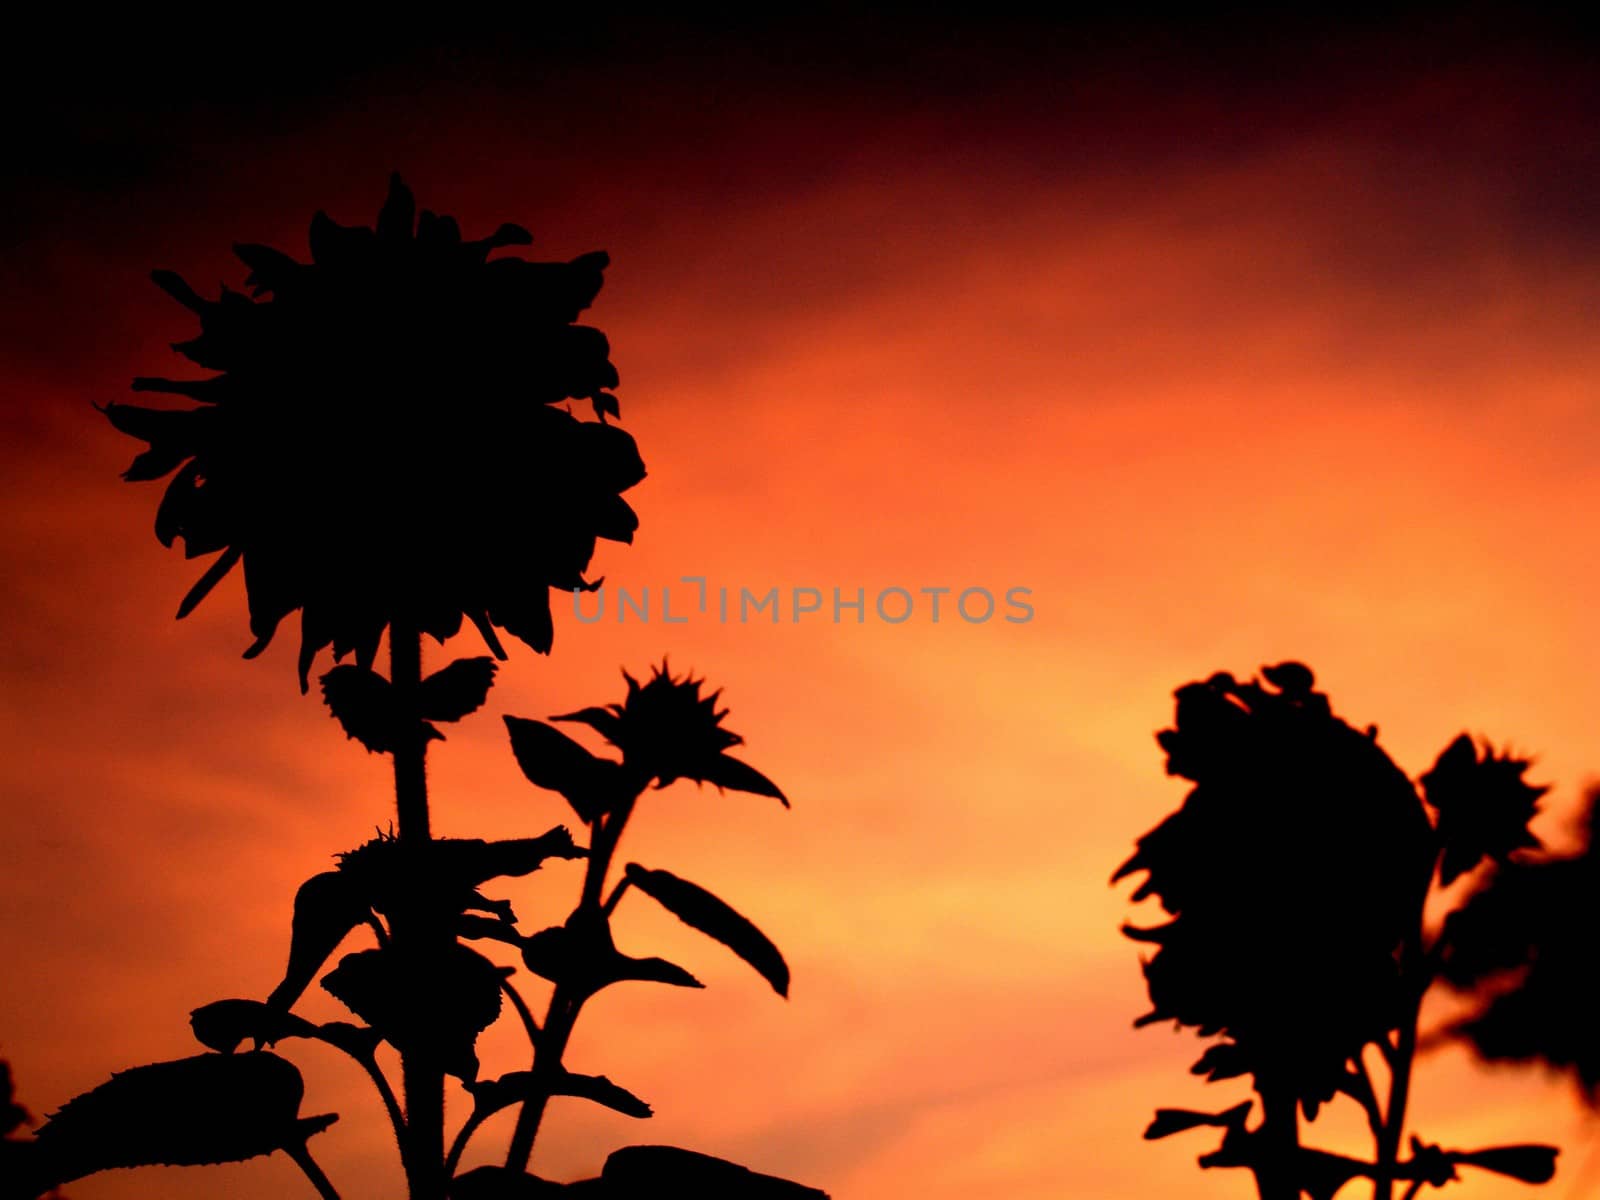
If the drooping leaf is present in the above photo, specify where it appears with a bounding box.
[505,716,625,822]
[321,943,502,1080]
[189,999,318,1054]
[623,864,789,997]
[1452,1143,1559,1184]
[418,657,499,721]
[176,546,243,620]
[519,920,703,998]
[601,1145,830,1198]
[267,870,376,1011]
[556,1072,653,1119]
[549,705,624,744]
[1143,1102,1252,1140]
[31,1052,335,1188]
[1188,1042,1250,1082]
[697,755,789,806]
[467,1069,652,1121]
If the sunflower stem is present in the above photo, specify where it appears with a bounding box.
[1254,1082,1301,1200]
[390,619,446,1200]
[505,795,638,1172]
[1374,850,1440,1200]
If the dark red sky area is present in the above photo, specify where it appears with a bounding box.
[3,13,1600,1199]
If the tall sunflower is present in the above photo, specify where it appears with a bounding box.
[104,173,645,689]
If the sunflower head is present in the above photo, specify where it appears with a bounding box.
[551,661,787,804]
[1115,663,1434,1112]
[1421,734,1546,886]
[104,174,645,689]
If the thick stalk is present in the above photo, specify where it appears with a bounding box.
[390,620,445,1200]
[1254,1081,1300,1200]
[504,796,637,1172]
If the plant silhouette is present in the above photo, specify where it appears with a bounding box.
[1436,785,1600,1100]
[1116,664,1562,1200]
[5,177,827,1199]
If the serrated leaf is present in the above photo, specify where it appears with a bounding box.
[266,871,375,1011]
[623,865,789,997]
[32,1052,335,1188]
[321,943,502,1080]
[320,665,399,753]
[602,1145,830,1198]
[505,716,623,822]
[1453,1144,1559,1184]
[418,657,498,722]
[189,1000,318,1054]
[336,829,584,923]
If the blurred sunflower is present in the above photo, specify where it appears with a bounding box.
[1420,734,1545,886]
[104,174,645,689]
[1114,664,1434,1112]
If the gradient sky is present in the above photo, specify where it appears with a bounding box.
[3,14,1599,1199]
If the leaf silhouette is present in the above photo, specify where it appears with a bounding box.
[418,656,499,721]
[321,665,407,752]
[321,943,503,1080]
[267,870,376,1011]
[1144,1101,1252,1140]
[505,716,623,822]
[601,1145,830,1198]
[467,1069,652,1120]
[188,999,382,1066]
[697,755,788,805]
[450,1166,572,1198]
[1453,1143,1559,1184]
[519,920,703,998]
[623,864,790,997]
[31,1052,335,1188]
[336,828,584,923]
[189,999,318,1053]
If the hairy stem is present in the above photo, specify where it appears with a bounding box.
[445,1107,488,1179]
[390,620,445,1200]
[357,1052,408,1160]
[1253,1082,1301,1200]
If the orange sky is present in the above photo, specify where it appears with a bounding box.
[3,17,1599,1199]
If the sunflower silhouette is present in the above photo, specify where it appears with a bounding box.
[104,173,645,688]
[1116,664,1434,1113]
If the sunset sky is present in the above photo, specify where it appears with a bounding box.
[3,13,1599,1199]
